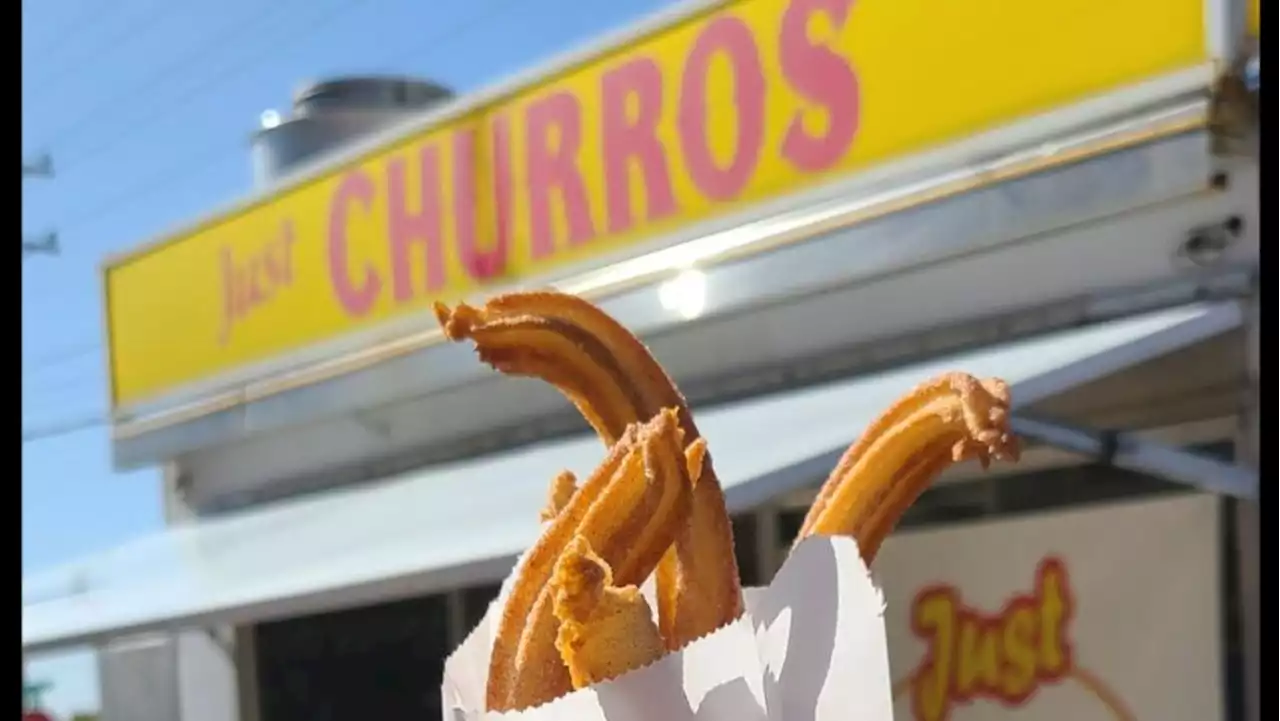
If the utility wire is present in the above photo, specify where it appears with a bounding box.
[23,372,104,398]
[23,0,117,64]
[22,363,102,396]
[55,0,524,236]
[26,0,176,104]
[52,0,373,177]
[379,0,528,69]
[22,413,110,443]
[33,0,308,157]
[62,139,244,235]
[24,0,524,356]
[24,0,533,442]
[30,0,375,252]
[21,341,101,375]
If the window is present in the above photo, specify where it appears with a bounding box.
[255,594,449,721]
[463,583,502,634]
[731,514,761,587]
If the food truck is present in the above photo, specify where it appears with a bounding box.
[22,0,1258,719]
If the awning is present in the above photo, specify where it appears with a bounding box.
[22,302,1248,653]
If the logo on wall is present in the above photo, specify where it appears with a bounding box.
[891,557,1136,721]
[22,680,54,721]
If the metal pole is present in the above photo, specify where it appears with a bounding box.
[22,232,60,258]
[22,154,59,259]
[22,153,54,177]
[1234,292,1259,721]
[1008,415,1257,498]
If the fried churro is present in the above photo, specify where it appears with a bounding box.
[553,536,667,690]
[540,471,579,523]
[439,291,1021,711]
[436,292,743,651]
[796,373,1020,562]
[489,409,693,712]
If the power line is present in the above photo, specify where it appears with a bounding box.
[52,0,374,177]
[25,0,175,104]
[26,0,376,253]
[55,0,525,236]
[61,137,242,234]
[23,0,118,66]
[22,341,101,375]
[22,0,536,441]
[32,0,308,154]
[21,343,105,405]
[21,343,104,413]
[22,412,109,443]
[23,372,103,398]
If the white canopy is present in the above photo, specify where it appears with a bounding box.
[22,302,1243,652]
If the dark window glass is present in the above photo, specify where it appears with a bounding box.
[731,514,761,587]
[778,510,806,549]
[989,463,1185,514]
[1193,441,1236,463]
[1221,498,1248,721]
[255,594,448,721]
[777,454,1215,546]
[463,583,502,635]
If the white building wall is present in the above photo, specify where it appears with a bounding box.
[96,464,249,721]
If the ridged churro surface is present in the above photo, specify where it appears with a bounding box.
[438,292,1021,713]
[487,410,693,712]
[553,536,667,690]
[437,293,743,652]
[797,373,1020,561]
[540,470,579,523]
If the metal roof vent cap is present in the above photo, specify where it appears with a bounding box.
[291,75,453,117]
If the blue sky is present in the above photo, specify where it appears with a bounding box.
[22,0,670,714]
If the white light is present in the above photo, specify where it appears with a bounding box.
[658,269,707,321]
[260,109,282,129]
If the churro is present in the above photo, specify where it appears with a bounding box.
[796,373,1019,561]
[489,409,693,712]
[437,292,743,651]
[553,536,667,690]
[439,291,1021,712]
[540,471,579,523]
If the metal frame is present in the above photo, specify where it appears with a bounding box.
[1205,0,1249,63]
[769,415,1241,510]
[729,298,1247,510]
[1233,292,1259,721]
[1010,416,1256,498]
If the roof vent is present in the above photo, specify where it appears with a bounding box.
[251,75,454,189]
[292,76,453,117]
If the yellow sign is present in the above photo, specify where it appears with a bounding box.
[104,0,1207,409]
[1248,0,1258,37]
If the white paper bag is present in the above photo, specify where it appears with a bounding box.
[442,535,894,721]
